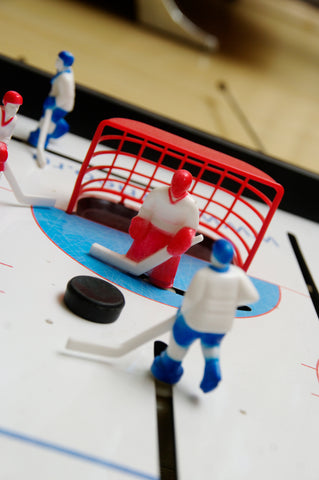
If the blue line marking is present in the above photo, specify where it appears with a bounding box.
[0,426,158,480]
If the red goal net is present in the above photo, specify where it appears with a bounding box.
[67,118,284,270]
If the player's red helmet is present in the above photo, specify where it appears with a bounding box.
[3,91,23,106]
[170,169,192,199]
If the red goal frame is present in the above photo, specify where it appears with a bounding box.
[67,118,284,270]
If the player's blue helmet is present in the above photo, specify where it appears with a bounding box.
[58,51,74,67]
[211,239,234,270]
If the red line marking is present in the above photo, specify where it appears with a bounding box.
[0,261,13,268]
[301,363,316,370]
[280,284,309,298]
[0,290,5,294]
[301,362,319,397]
[0,185,12,192]
[251,274,309,298]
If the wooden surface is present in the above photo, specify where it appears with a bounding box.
[0,0,318,174]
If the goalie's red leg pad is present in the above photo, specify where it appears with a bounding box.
[149,256,181,289]
[126,224,173,262]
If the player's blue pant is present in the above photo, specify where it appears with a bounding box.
[170,311,225,353]
[151,311,225,393]
[28,107,69,148]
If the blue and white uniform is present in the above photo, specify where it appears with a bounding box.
[151,239,259,393]
[28,51,75,148]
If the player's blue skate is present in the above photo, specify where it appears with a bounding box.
[200,357,222,393]
[151,351,184,384]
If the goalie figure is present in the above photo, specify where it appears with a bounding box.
[125,169,199,289]
[151,239,259,393]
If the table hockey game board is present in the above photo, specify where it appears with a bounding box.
[0,55,318,480]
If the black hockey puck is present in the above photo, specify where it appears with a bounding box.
[64,275,125,324]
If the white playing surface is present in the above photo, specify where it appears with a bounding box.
[0,115,318,479]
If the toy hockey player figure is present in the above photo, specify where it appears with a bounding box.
[151,239,259,393]
[0,90,54,206]
[0,90,23,172]
[28,50,75,148]
[125,169,199,289]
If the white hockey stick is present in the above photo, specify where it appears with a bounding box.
[89,234,204,276]
[4,163,56,207]
[62,314,175,359]
[36,108,52,168]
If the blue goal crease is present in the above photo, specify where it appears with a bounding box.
[33,207,280,315]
